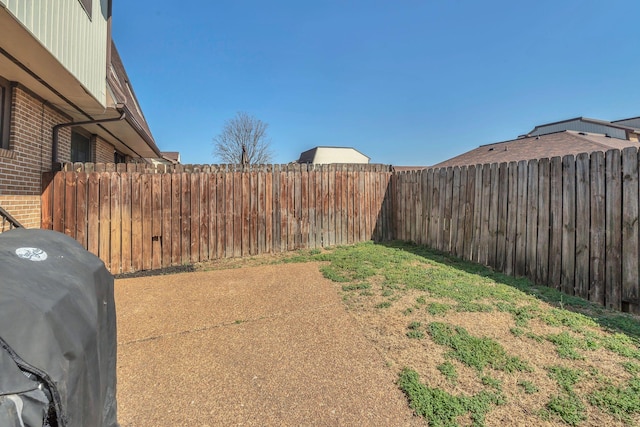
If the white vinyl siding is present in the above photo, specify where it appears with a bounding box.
[1,0,108,106]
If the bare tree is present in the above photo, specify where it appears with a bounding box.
[212,112,273,164]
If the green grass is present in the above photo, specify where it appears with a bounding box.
[306,241,640,426]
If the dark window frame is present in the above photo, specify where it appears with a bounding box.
[0,77,12,150]
[71,128,93,163]
[114,151,126,164]
[78,0,92,19]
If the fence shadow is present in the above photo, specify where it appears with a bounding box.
[374,240,640,341]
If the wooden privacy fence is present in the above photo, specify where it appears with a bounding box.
[41,163,393,275]
[393,147,640,312]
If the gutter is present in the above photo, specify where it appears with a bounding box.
[51,109,126,171]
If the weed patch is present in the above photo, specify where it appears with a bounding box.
[588,376,640,423]
[546,332,589,360]
[437,361,458,383]
[406,321,425,339]
[547,365,583,393]
[398,368,503,427]
[427,302,451,316]
[341,282,371,291]
[517,380,538,394]
[428,322,532,373]
[545,393,586,426]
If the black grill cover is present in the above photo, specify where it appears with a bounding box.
[0,229,117,427]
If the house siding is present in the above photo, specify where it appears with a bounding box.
[0,85,71,230]
[0,0,109,106]
[529,119,627,139]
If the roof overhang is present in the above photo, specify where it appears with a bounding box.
[0,6,160,158]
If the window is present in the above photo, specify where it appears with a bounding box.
[71,130,92,163]
[78,0,92,19]
[0,77,11,150]
[114,151,126,164]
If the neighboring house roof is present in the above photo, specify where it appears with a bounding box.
[161,152,181,164]
[298,146,370,164]
[146,152,180,166]
[526,117,640,140]
[432,131,638,168]
[611,116,640,128]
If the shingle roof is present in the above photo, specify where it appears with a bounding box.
[432,131,639,168]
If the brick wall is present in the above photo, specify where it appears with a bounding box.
[0,195,40,230]
[0,85,71,230]
[94,135,115,163]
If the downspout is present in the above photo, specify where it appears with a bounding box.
[51,108,126,171]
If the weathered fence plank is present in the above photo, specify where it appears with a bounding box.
[622,147,639,310]
[463,166,476,261]
[561,155,576,296]
[535,159,550,285]
[504,162,517,276]
[64,173,76,239]
[589,151,605,306]
[99,172,112,271]
[443,168,454,253]
[160,173,171,268]
[142,174,153,271]
[455,167,467,256]
[131,173,143,272]
[76,172,87,248]
[171,173,182,266]
[575,153,590,300]
[525,159,538,281]
[606,149,622,310]
[87,172,100,258]
[110,173,122,274]
[488,163,499,268]
[200,173,210,260]
[152,174,162,269]
[120,173,132,273]
[549,156,563,289]
[496,163,508,273]
[178,173,189,262]
[515,160,527,277]
[451,167,461,257]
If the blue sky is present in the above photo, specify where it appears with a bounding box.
[113,1,640,166]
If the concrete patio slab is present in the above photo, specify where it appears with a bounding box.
[115,263,422,426]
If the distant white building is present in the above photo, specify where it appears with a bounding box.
[297,146,370,164]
